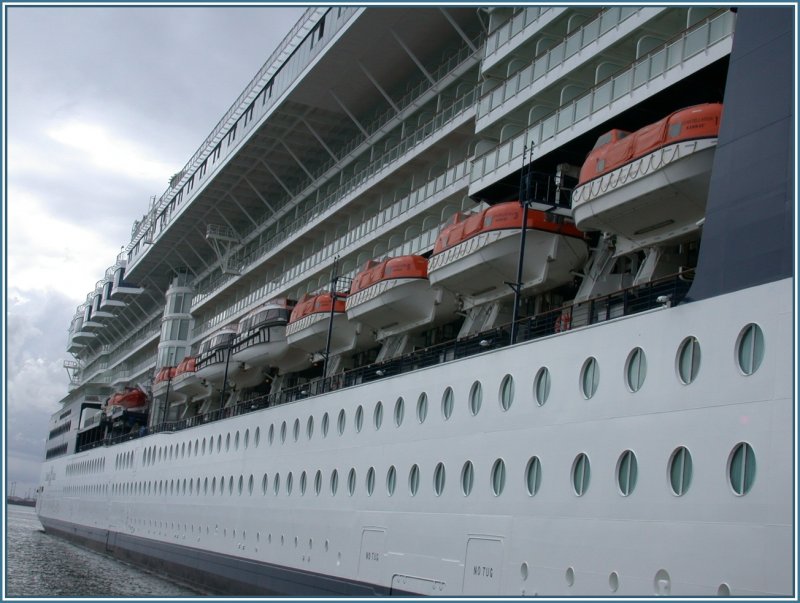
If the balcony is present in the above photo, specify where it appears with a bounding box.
[470,11,736,194]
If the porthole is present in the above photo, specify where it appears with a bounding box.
[625,347,647,392]
[268,424,274,445]
[668,446,692,496]
[347,468,356,496]
[330,469,339,496]
[228,476,233,495]
[300,471,307,495]
[409,464,420,496]
[293,419,300,442]
[355,405,364,433]
[225,433,231,451]
[728,442,756,495]
[314,470,322,496]
[533,367,551,406]
[286,472,293,495]
[469,381,483,416]
[572,453,591,496]
[274,473,281,496]
[254,427,260,447]
[677,336,701,384]
[433,462,446,496]
[280,421,287,443]
[499,374,514,411]
[461,461,474,496]
[244,429,250,449]
[373,401,383,430]
[525,456,542,496]
[366,467,375,496]
[337,409,346,435]
[736,324,765,375]
[616,450,638,496]
[580,357,599,399]
[306,416,314,440]
[234,431,240,450]
[416,393,428,423]
[237,475,243,495]
[441,387,454,420]
[394,397,405,427]
[386,465,397,496]
[490,458,506,496]
[322,412,329,437]
[261,474,268,495]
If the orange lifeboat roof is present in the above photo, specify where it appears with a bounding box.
[108,387,147,408]
[578,103,723,185]
[288,292,347,323]
[154,367,176,384]
[432,202,584,255]
[350,255,428,294]
[175,356,197,376]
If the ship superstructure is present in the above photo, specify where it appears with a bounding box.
[38,6,795,596]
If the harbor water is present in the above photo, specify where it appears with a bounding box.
[4,504,201,597]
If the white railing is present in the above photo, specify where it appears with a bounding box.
[478,7,642,120]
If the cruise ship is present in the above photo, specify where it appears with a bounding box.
[36,5,795,596]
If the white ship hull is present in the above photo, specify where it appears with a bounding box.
[36,279,794,596]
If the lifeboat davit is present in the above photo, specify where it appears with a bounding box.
[231,298,307,383]
[286,292,367,356]
[106,387,147,410]
[345,255,457,338]
[171,356,210,399]
[571,103,722,250]
[427,202,588,307]
[194,326,237,387]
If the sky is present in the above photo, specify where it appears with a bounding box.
[3,4,306,498]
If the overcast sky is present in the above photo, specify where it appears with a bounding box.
[4,4,306,498]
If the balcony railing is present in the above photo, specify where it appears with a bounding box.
[470,10,735,185]
[478,7,644,121]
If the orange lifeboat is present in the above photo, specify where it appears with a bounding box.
[107,387,147,410]
[427,202,587,307]
[571,103,722,250]
[286,292,366,356]
[171,356,210,398]
[345,255,457,337]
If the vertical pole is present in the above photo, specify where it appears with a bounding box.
[323,256,339,384]
[161,373,172,425]
[219,345,233,416]
[510,145,529,345]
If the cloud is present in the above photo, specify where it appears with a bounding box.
[6,189,123,300]
[46,120,175,182]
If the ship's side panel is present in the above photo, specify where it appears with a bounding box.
[688,7,795,300]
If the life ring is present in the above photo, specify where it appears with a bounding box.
[554,313,571,333]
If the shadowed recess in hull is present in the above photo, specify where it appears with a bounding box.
[687,7,795,301]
